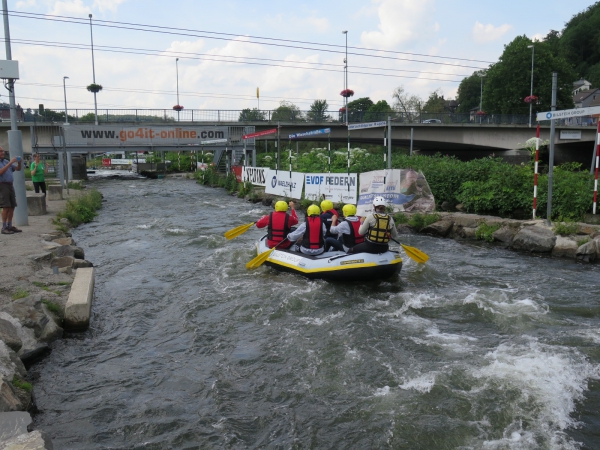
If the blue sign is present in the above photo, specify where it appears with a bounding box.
[288,128,331,139]
[348,121,387,131]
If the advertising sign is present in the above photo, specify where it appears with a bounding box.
[348,121,387,131]
[242,166,269,186]
[356,169,435,216]
[64,125,229,146]
[304,172,357,203]
[242,128,277,139]
[102,158,111,166]
[559,130,582,140]
[288,128,331,139]
[264,169,304,199]
[536,106,600,121]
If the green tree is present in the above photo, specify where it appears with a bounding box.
[239,108,266,121]
[346,97,374,122]
[271,101,303,122]
[422,89,446,114]
[456,71,486,113]
[392,86,423,115]
[558,2,600,80]
[484,35,575,114]
[364,100,393,121]
[306,99,331,122]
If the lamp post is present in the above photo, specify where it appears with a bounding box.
[342,30,348,126]
[527,44,535,128]
[89,14,98,126]
[176,57,180,121]
[479,74,485,124]
[63,76,69,125]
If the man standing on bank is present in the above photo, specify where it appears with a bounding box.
[0,146,23,234]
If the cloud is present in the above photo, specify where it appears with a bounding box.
[15,0,37,9]
[305,16,329,33]
[93,0,127,13]
[472,21,513,43]
[360,0,435,49]
[48,0,91,16]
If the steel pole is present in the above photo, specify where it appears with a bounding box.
[546,72,557,225]
[528,45,535,128]
[89,14,98,125]
[63,76,69,124]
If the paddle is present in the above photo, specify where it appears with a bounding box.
[224,222,255,240]
[391,238,429,264]
[246,239,288,270]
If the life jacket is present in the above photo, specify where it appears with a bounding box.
[267,212,290,242]
[342,218,364,248]
[320,211,335,237]
[366,214,391,244]
[301,216,324,249]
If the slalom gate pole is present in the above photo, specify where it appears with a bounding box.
[594,122,600,214]
[533,125,540,219]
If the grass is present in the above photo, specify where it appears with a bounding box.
[407,213,440,231]
[475,222,502,242]
[42,299,63,318]
[55,281,71,286]
[577,237,590,247]
[32,281,50,291]
[12,288,29,300]
[12,376,32,392]
[54,189,103,229]
[553,219,580,236]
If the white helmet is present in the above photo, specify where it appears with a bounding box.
[373,196,387,207]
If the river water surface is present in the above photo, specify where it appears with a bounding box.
[31,175,600,449]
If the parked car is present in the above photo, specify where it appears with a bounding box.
[423,119,442,123]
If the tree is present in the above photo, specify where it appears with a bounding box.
[483,35,575,114]
[345,97,374,122]
[392,86,423,115]
[364,100,393,122]
[271,101,303,122]
[558,2,600,80]
[456,71,487,113]
[239,108,266,121]
[422,89,446,114]
[306,99,330,122]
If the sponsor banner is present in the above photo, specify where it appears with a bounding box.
[304,173,358,203]
[242,166,269,186]
[264,169,304,199]
[111,159,134,165]
[200,138,228,145]
[242,128,277,139]
[232,165,243,182]
[348,121,387,131]
[102,158,111,166]
[357,169,435,216]
[537,106,600,121]
[64,125,229,146]
[288,128,331,139]
[560,130,582,140]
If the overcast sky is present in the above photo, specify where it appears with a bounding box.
[3,0,595,114]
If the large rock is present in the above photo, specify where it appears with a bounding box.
[552,236,579,259]
[1,296,49,339]
[492,226,517,244]
[73,259,93,269]
[50,256,75,269]
[421,220,454,237]
[0,319,22,352]
[72,246,85,260]
[40,232,65,242]
[456,226,477,240]
[0,411,32,442]
[51,245,74,258]
[0,342,30,412]
[511,226,557,253]
[27,253,54,264]
[1,429,53,450]
[52,237,73,246]
[576,239,598,263]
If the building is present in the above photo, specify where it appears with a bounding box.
[572,79,592,96]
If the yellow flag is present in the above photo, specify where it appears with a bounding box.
[256,87,260,99]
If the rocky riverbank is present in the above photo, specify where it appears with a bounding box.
[0,194,94,449]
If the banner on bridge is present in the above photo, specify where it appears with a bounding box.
[242,166,269,186]
[304,173,357,204]
[64,125,230,146]
[264,169,304,199]
[357,169,435,216]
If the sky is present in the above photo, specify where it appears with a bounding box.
[1,0,597,114]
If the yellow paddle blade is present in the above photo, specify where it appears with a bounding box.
[224,222,255,240]
[246,247,276,270]
[401,244,429,264]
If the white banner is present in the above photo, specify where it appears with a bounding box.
[264,170,304,199]
[537,106,600,121]
[242,166,269,186]
[348,121,387,130]
[304,173,357,204]
[64,125,229,146]
[357,169,435,215]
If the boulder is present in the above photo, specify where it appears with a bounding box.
[1,296,49,339]
[0,411,32,442]
[27,252,54,264]
[0,342,30,412]
[511,226,556,253]
[552,236,579,259]
[1,430,53,450]
[51,245,74,258]
[492,226,517,244]
[456,226,477,240]
[51,256,75,269]
[448,214,480,228]
[40,232,65,242]
[72,246,85,260]
[421,220,454,238]
[52,237,73,246]
[0,318,22,352]
[576,240,598,263]
[73,259,94,269]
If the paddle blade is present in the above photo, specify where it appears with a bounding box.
[224,222,254,240]
[246,247,276,270]
[401,244,429,264]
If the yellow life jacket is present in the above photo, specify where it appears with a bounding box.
[366,213,391,244]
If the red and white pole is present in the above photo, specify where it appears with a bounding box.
[533,125,540,219]
[594,122,600,214]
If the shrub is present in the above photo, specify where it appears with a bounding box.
[408,213,440,231]
[55,189,102,228]
[12,288,28,300]
[42,299,63,318]
[475,222,501,242]
[553,219,579,236]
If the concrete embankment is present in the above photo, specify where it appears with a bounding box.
[0,190,96,449]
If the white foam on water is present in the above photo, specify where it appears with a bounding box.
[463,290,549,320]
[399,372,436,393]
[373,386,391,396]
[472,339,600,449]
[241,208,265,217]
[135,224,152,229]
[574,328,600,345]
[410,325,478,353]
[298,311,344,326]
[166,228,187,234]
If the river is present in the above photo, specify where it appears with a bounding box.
[30,175,600,449]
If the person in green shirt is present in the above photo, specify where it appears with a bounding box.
[30,153,48,204]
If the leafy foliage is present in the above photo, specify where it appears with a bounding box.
[306,100,331,122]
[239,108,267,121]
[55,189,103,228]
[475,222,502,242]
[271,101,303,122]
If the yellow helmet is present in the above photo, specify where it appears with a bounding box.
[342,204,357,217]
[275,200,288,212]
[307,204,321,216]
[320,199,333,211]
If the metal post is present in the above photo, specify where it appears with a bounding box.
[89,14,98,126]
[343,30,348,126]
[387,115,392,169]
[410,127,414,156]
[276,121,280,172]
[546,72,557,225]
[63,76,69,124]
[3,0,27,226]
[528,45,535,128]
[67,151,73,182]
[175,58,180,122]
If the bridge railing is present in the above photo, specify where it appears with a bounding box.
[8,108,598,127]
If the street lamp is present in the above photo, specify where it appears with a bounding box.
[479,74,485,124]
[89,14,98,126]
[175,57,180,121]
[342,30,348,126]
[528,44,535,128]
[63,76,69,125]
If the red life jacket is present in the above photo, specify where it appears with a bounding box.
[342,218,364,248]
[267,212,290,243]
[301,216,324,249]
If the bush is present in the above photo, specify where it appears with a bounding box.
[408,213,440,231]
[553,218,579,236]
[476,222,501,242]
[55,189,103,228]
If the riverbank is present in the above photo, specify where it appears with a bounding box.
[0,191,94,448]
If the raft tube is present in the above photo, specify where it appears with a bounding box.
[254,236,402,281]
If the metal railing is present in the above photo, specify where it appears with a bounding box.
[3,108,596,127]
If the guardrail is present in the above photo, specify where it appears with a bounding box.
[4,108,598,127]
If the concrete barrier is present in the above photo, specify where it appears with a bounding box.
[26,193,46,216]
[47,184,63,201]
[64,267,95,331]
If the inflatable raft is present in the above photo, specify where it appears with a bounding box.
[253,236,402,281]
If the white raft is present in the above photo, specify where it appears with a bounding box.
[254,235,402,281]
